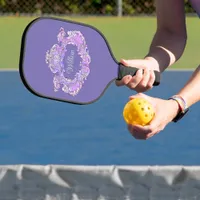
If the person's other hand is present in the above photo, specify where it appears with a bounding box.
[116,57,160,92]
[126,93,180,140]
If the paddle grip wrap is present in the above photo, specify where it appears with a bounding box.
[117,63,160,86]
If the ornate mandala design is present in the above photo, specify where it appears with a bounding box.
[45,27,91,96]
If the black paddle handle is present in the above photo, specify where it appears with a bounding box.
[117,63,161,86]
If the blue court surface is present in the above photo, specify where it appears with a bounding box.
[0,70,200,165]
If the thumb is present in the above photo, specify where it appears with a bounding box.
[120,59,146,68]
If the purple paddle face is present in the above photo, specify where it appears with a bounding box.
[20,17,118,104]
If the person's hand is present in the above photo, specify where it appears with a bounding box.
[116,57,160,92]
[126,93,180,140]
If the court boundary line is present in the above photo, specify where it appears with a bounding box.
[0,68,194,72]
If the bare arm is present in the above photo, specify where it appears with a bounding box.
[176,66,200,107]
[145,0,187,72]
[116,0,187,92]
[149,0,199,108]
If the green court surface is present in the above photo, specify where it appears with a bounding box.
[0,16,199,69]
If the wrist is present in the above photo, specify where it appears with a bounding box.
[168,95,189,122]
[145,46,176,72]
[168,99,181,120]
[144,56,160,72]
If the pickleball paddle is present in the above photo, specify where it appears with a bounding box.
[19,17,160,105]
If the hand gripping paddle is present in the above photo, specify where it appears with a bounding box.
[19,17,160,105]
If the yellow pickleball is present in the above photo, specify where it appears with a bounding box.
[123,97,155,126]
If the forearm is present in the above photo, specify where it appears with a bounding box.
[144,0,187,73]
[145,30,187,72]
[176,65,200,107]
